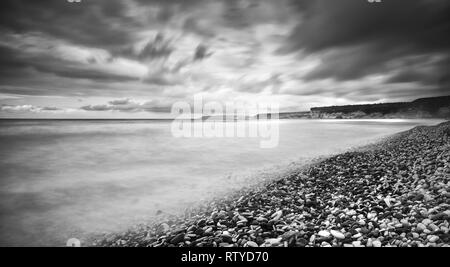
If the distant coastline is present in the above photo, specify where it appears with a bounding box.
[257,95,450,120]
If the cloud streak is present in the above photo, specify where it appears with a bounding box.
[1,104,62,113]
[81,99,172,113]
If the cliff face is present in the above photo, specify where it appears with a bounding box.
[276,112,311,119]
[310,96,450,119]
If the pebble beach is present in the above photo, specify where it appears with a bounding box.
[96,121,450,247]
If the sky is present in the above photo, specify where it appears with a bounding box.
[0,0,449,118]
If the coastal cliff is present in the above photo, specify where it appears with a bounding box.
[310,96,450,119]
[257,96,450,120]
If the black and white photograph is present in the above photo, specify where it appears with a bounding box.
[0,0,449,254]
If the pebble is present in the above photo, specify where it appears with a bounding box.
[384,198,392,207]
[428,224,439,232]
[296,238,308,247]
[257,217,268,222]
[352,233,362,239]
[416,223,427,232]
[170,233,185,244]
[372,240,382,247]
[271,211,283,221]
[266,238,282,246]
[428,235,439,243]
[318,230,331,238]
[222,231,231,237]
[431,212,449,221]
[347,210,357,216]
[330,230,345,240]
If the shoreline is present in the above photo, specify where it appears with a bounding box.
[95,121,449,247]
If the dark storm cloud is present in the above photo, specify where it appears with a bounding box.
[139,42,214,86]
[284,0,450,53]
[0,0,145,89]
[222,0,251,29]
[108,99,132,105]
[193,45,213,61]
[183,18,216,38]
[221,0,291,29]
[0,0,137,51]
[143,74,181,86]
[128,33,175,62]
[386,56,450,86]
[283,82,444,103]
[282,0,450,85]
[0,45,139,83]
[40,66,139,83]
[134,0,205,10]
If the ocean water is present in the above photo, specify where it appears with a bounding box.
[0,119,444,246]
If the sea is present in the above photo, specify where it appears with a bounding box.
[0,119,444,246]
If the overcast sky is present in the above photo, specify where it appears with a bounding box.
[0,0,449,118]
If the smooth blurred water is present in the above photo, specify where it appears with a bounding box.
[0,119,444,246]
